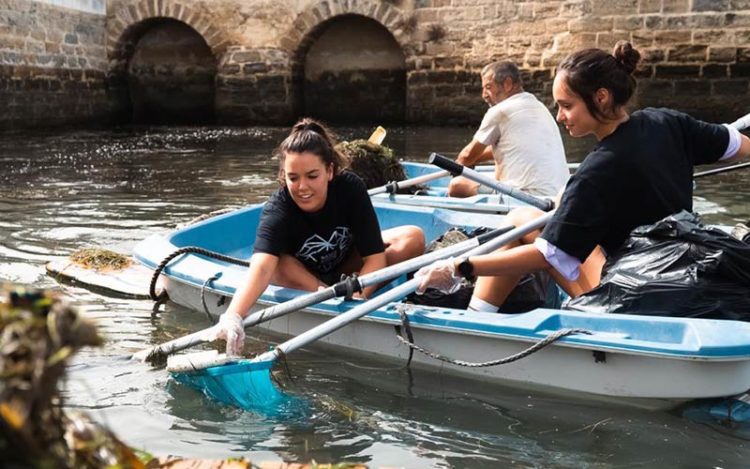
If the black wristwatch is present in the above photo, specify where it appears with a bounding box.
[457,258,476,282]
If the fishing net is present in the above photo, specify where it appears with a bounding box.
[170,358,285,412]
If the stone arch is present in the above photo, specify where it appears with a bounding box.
[279,0,410,53]
[280,1,410,124]
[127,19,217,123]
[107,1,230,63]
[106,1,232,123]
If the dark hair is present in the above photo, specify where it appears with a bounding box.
[481,60,523,89]
[557,41,641,121]
[277,118,349,184]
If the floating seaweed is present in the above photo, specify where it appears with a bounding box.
[0,284,146,468]
[69,247,132,272]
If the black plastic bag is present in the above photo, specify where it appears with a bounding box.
[567,211,750,320]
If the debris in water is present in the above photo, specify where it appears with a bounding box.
[336,139,412,191]
[69,247,132,271]
[0,284,147,467]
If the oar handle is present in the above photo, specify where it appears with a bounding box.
[428,153,466,177]
[428,153,555,212]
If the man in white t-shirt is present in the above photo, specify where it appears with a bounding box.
[448,61,569,198]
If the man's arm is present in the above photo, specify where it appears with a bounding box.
[456,140,491,167]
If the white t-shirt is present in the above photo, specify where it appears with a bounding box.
[474,91,569,196]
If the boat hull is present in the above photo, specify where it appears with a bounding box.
[134,201,750,409]
[161,275,750,409]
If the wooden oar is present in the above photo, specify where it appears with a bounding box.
[429,152,555,211]
[169,211,554,409]
[367,126,387,145]
[133,225,513,363]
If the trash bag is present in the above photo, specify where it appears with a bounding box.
[567,211,750,320]
[405,227,554,312]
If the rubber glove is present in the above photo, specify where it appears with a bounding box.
[202,310,246,356]
[414,257,463,295]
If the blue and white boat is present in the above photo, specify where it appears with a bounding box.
[134,201,750,409]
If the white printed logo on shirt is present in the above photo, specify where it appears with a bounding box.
[296,226,352,273]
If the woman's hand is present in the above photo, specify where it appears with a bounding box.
[414,257,463,294]
[202,311,246,356]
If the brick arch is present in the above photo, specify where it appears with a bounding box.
[279,0,410,55]
[107,0,231,64]
[285,5,409,124]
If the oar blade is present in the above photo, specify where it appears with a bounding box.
[367,126,387,145]
[168,353,284,411]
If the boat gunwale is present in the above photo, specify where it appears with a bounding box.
[152,268,750,363]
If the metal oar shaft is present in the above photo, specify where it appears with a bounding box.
[428,153,555,211]
[135,225,511,360]
[262,279,419,360]
[729,112,750,130]
[243,226,510,326]
[256,213,553,361]
[367,170,450,196]
[356,225,510,288]
[694,162,750,178]
[371,196,512,215]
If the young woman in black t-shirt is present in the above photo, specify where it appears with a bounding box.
[209,118,425,354]
[415,41,750,312]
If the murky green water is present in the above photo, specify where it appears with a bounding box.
[1,125,749,467]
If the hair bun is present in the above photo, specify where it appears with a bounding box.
[613,40,641,75]
[292,118,324,135]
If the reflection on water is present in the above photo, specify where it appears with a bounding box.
[1,126,749,467]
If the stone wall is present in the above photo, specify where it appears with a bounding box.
[3,0,750,128]
[103,0,750,126]
[0,0,111,129]
[408,0,750,123]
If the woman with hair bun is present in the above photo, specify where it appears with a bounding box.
[209,118,425,354]
[415,41,750,313]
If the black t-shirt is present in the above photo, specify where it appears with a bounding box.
[541,108,729,261]
[253,170,385,275]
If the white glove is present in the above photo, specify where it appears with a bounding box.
[201,311,246,356]
[414,257,463,295]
